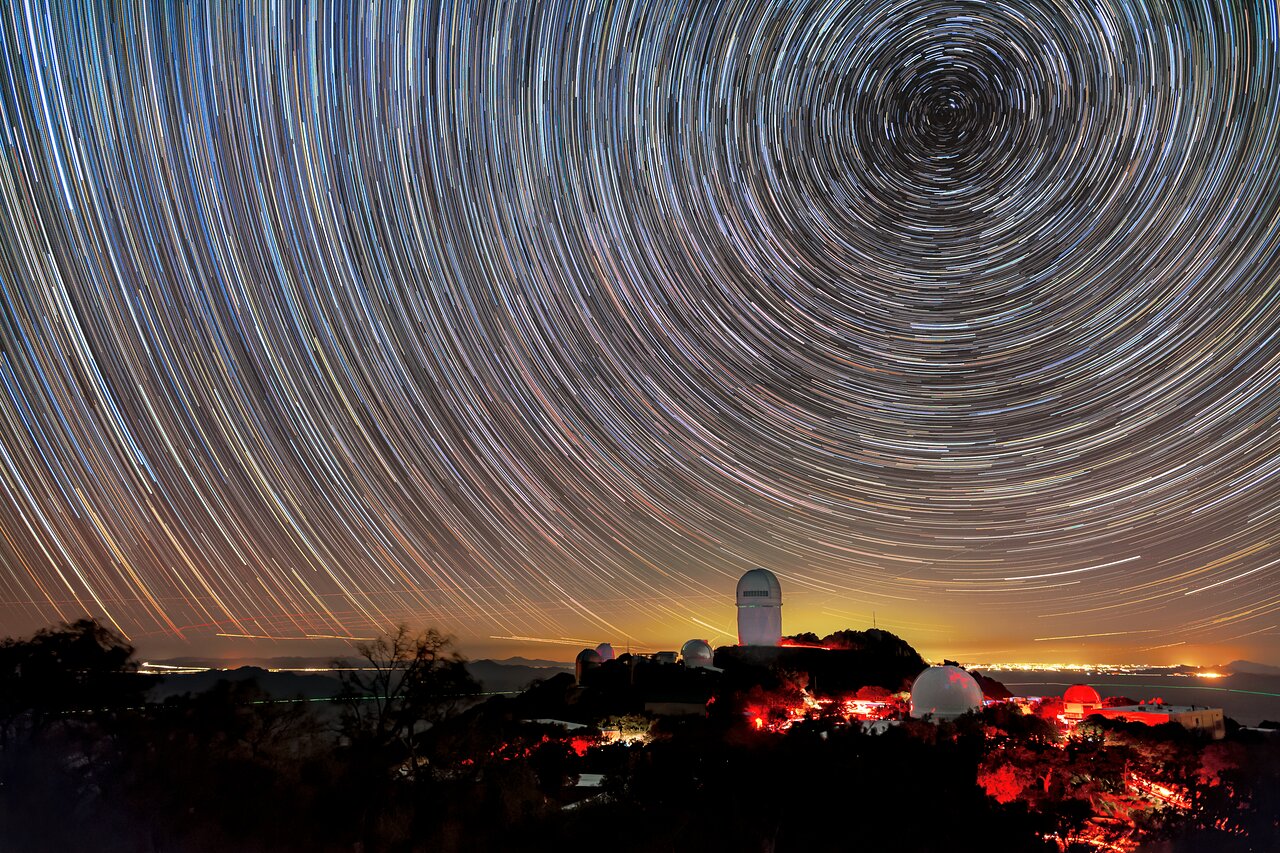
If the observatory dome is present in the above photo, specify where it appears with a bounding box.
[595,642,616,661]
[736,568,782,605]
[1064,684,1101,705]
[575,647,603,684]
[909,665,983,721]
[680,639,714,668]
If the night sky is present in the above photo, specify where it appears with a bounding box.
[1,1,1278,665]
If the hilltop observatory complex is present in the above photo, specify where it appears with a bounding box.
[737,568,783,646]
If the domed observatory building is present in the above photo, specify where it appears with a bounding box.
[680,639,714,669]
[909,665,984,721]
[575,647,603,685]
[595,642,616,662]
[736,568,783,646]
[1062,684,1103,721]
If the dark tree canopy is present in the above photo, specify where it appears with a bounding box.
[0,618,154,738]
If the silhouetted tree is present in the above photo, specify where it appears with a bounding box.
[0,620,158,852]
[0,618,152,742]
[336,625,480,773]
[333,625,480,849]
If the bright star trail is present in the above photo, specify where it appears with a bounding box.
[1,1,1279,663]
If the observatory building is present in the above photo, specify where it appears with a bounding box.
[1062,684,1103,720]
[595,642,616,661]
[575,647,603,684]
[736,568,783,646]
[1092,701,1225,739]
[680,638,714,669]
[909,665,983,721]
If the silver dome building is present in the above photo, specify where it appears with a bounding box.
[909,665,983,721]
[680,638,714,668]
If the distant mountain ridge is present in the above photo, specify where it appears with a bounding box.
[1224,660,1280,676]
[468,659,572,693]
[148,666,343,701]
[143,656,573,700]
[487,656,573,668]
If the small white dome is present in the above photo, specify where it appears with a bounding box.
[736,568,782,605]
[680,639,714,667]
[909,665,983,721]
[595,642,616,661]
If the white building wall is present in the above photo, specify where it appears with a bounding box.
[737,603,782,646]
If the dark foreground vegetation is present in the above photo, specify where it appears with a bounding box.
[2,620,1278,852]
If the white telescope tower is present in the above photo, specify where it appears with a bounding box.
[736,568,782,646]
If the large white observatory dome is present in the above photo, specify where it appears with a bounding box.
[680,639,714,668]
[909,665,984,721]
[595,642,616,661]
[736,568,782,646]
[736,568,783,604]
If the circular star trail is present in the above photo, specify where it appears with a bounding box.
[1,1,1279,660]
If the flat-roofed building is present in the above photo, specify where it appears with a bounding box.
[1091,702,1225,739]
